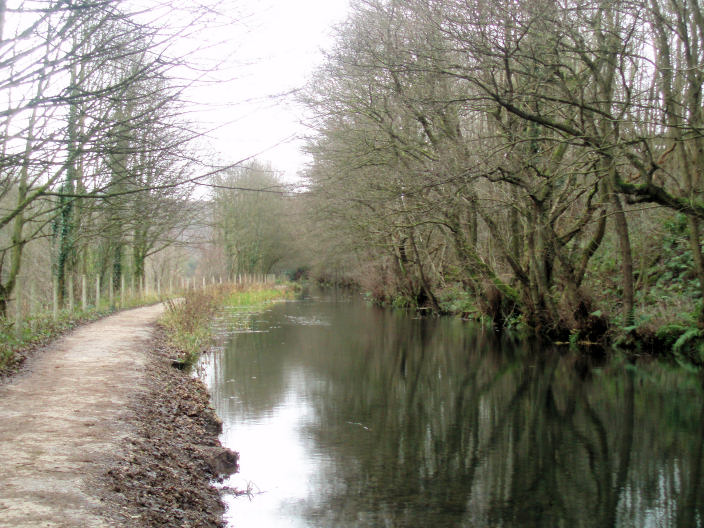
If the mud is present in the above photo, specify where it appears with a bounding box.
[101,326,237,527]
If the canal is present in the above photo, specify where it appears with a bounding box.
[199,289,704,527]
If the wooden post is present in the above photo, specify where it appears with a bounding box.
[68,275,74,312]
[95,274,100,308]
[15,274,22,338]
[30,281,37,331]
[121,275,125,306]
[82,275,87,311]
[53,277,59,320]
[109,273,114,306]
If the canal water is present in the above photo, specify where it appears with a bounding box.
[198,290,704,527]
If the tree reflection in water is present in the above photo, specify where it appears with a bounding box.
[202,293,704,528]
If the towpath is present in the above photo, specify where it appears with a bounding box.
[0,304,164,528]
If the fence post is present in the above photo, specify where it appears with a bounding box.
[82,275,87,311]
[30,281,37,330]
[68,275,74,312]
[95,274,100,308]
[109,273,114,306]
[15,274,22,338]
[53,277,59,320]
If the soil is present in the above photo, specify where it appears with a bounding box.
[0,304,237,528]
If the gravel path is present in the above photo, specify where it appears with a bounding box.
[0,304,164,528]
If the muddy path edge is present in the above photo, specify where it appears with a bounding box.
[0,304,238,528]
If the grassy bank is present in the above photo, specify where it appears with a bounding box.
[0,293,164,376]
[159,283,295,366]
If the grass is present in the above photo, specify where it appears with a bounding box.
[225,286,295,311]
[160,282,295,367]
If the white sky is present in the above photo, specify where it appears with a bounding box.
[180,0,351,184]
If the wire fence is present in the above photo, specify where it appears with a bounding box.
[8,273,281,338]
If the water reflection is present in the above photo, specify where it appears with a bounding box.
[199,292,704,528]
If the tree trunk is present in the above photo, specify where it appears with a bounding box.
[55,68,80,306]
[609,190,635,326]
[687,215,704,323]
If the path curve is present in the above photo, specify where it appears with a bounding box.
[0,304,164,528]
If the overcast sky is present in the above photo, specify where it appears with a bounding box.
[182,0,351,184]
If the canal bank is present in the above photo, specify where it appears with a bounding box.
[101,324,236,527]
[103,283,295,526]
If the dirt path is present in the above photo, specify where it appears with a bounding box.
[0,304,164,528]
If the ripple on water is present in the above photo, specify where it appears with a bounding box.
[283,315,330,326]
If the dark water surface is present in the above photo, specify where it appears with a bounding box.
[198,290,704,527]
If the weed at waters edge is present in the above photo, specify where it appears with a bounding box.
[160,283,295,368]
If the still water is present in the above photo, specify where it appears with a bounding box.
[199,290,704,527]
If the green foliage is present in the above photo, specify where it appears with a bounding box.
[673,328,701,355]
[655,324,691,349]
[569,330,580,348]
[437,286,477,315]
[225,286,294,312]
[650,214,700,300]
[391,295,415,310]
[650,323,704,366]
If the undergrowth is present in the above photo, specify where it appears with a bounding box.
[160,283,294,367]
